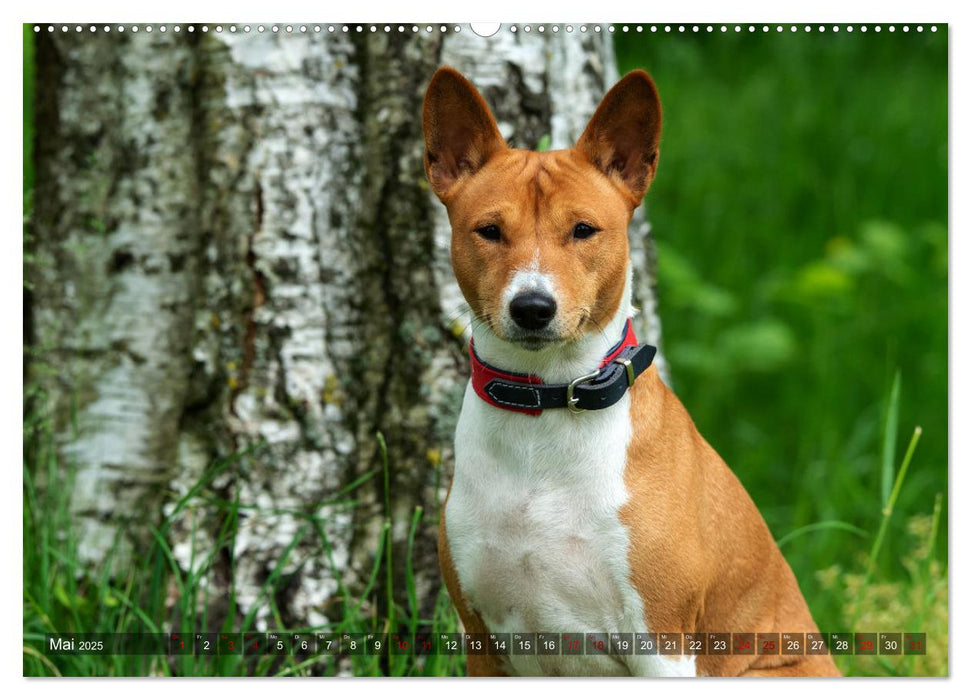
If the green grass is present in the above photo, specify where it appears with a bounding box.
[23,374,945,676]
[23,381,464,676]
[616,28,948,674]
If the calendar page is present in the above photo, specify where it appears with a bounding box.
[21,10,949,682]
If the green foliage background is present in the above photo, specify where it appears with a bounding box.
[616,26,947,673]
[24,26,947,676]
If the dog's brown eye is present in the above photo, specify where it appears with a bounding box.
[475,224,501,242]
[572,223,599,240]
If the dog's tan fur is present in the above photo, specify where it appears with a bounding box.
[425,66,839,677]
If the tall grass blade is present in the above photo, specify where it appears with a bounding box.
[377,432,396,642]
[881,371,901,506]
[864,425,922,585]
[777,520,868,548]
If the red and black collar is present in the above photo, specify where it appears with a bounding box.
[469,319,657,416]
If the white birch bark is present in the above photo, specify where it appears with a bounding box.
[30,24,665,634]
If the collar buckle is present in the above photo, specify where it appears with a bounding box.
[566,369,601,414]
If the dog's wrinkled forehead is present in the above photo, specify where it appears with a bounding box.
[450,149,625,233]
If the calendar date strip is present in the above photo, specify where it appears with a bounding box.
[43,631,927,656]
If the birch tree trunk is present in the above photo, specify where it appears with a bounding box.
[30,24,665,635]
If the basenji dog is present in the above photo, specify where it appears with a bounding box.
[422,66,839,677]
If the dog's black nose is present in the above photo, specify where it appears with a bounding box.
[509,292,557,331]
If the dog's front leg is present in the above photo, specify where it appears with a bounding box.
[438,505,509,676]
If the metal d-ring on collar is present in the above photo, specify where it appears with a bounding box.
[614,356,636,387]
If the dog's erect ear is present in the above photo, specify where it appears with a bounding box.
[423,67,506,202]
[576,70,662,206]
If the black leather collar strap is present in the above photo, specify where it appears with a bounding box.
[482,343,657,414]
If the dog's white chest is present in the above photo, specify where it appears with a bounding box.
[447,384,694,676]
